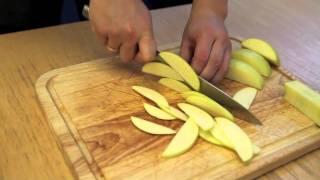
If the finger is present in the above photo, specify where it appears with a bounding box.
[211,41,232,83]
[119,41,138,63]
[180,39,194,62]
[200,38,226,80]
[191,37,214,74]
[135,33,157,63]
[106,31,122,52]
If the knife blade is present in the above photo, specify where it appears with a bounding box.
[199,77,262,125]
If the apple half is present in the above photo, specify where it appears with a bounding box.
[159,78,191,93]
[233,87,257,109]
[144,103,175,120]
[159,52,200,91]
[232,48,271,77]
[142,62,184,81]
[132,86,169,108]
[131,116,176,135]
[226,59,264,89]
[241,38,280,66]
[178,103,215,131]
[162,118,199,158]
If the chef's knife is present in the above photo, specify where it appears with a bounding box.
[82,5,262,125]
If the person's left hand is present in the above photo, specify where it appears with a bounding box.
[180,0,231,84]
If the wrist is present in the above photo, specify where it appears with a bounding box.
[192,0,228,20]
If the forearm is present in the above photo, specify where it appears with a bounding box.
[192,0,228,19]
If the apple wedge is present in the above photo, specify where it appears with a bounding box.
[131,116,176,135]
[181,91,208,99]
[226,59,264,89]
[159,52,200,91]
[233,87,257,109]
[142,62,184,81]
[186,95,234,120]
[241,38,280,66]
[178,103,215,131]
[284,80,320,126]
[199,129,222,145]
[162,105,188,121]
[215,117,253,162]
[232,48,271,77]
[159,78,191,93]
[144,103,175,120]
[162,118,199,158]
[132,86,169,108]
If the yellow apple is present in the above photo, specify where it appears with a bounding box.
[186,95,234,120]
[143,103,175,120]
[181,91,208,99]
[132,86,169,108]
[142,62,184,81]
[241,38,280,66]
[232,48,271,77]
[159,78,191,93]
[284,80,320,126]
[161,105,188,121]
[199,129,222,145]
[159,52,200,91]
[131,116,176,135]
[226,59,264,89]
[233,87,258,109]
[162,118,199,158]
[178,103,215,131]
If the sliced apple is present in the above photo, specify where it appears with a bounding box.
[162,118,199,158]
[178,103,215,131]
[232,48,271,77]
[186,95,234,120]
[142,62,184,81]
[181,91,208,99]
[199,129,222,145]
[284,80,320,126]
[143,103,175,120]
[233,87,258,109]
[159,51,200,91]
[162,105,188,121]
[215,117,253,162]
[131,116,176,135]
[241,38,280,66]
[159,78,191,93]
[132,86,169,108]
[226,59,264,89]
[253,145,261,155]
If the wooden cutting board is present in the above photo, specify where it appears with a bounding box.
[36,44,320,180]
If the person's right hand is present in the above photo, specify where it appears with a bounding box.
[89,0,157,63]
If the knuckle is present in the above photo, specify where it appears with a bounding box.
[194,51,209,64]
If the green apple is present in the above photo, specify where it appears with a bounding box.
[241,38,280,66]
[232,48,271,77]
[284,80,320,126]
[233,87,257,109]
[162,118,199,158]
[131,116,176,135]
[143,103,175,120]
[178,103,215,131]
[226,59,264,89]
[159,78,191,93]
[142,62,184,81]
[159,52,200,91]
[132,86,169,108]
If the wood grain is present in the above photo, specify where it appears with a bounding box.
[1,0,320,179]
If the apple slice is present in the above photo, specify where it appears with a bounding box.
[162,118,199,158]
[181,91,208,99]
[233,87,257,109]
[199,129,222,145]
[186,95,234,120]
[284,81,320,126]
[241,38,280,66]
[144,103,175,120]
[159,78,191,93]
[159,52,200,91]
[178,103,215,131]
[232,48,271,77]
[162,105,188,121]
[226,59,264,89]
[132,86,169,108]
[131,116,176,135]
[215,117,253,162]
[142,62,184,81]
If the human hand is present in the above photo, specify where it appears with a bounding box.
[89,0,157,63]
[181,0,231,83]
